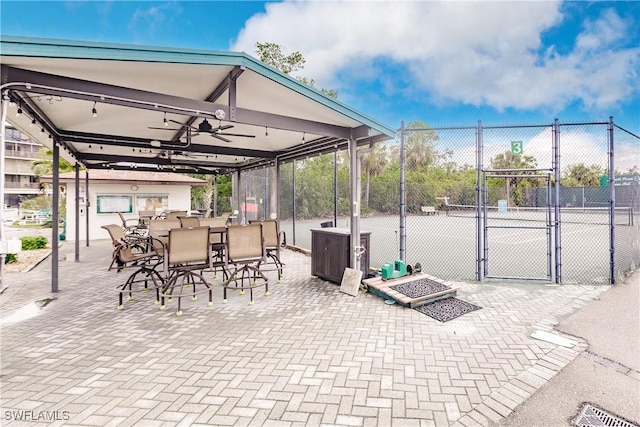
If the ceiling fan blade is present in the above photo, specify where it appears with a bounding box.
[211,134,232,143]
[215,124,234,132]
[148,126,186,131]
[169,119,199,131]
[216,132,256,138]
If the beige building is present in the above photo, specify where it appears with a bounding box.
[3,126,42,209]
[42,170,206,241]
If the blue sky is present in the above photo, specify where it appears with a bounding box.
[1,1,639,163]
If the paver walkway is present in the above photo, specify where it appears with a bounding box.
[0,240,608,426]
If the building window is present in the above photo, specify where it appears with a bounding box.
[136,195,168,213]
[5,128,21,141]
[96,195,133,214]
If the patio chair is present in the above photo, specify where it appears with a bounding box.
[137,210,156,229]
[218,212,231,225]
[199,217,228,278]
[159,226,213,316]
[165,210,187,220]
[250,219,285,282]
[102,224,164,309]
[178,216,200,228]
[118,211,145,237]
[222,223,269,305]
[148,218,181,247]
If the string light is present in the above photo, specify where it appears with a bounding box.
[302,132,305,142]
[163,112,168,127]
[92,101,98,118]
[265,127,269,139]
[16,106,23,117]
[30,118,36,127]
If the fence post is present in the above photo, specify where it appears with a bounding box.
[608,116,616,284]
[74,163,80,262]
[553,119,562,284]
[52,140,59,293]
[349,136,361,272]
[292,159,296,246]
[334,150,338,227]
[476,120,483,281]
[399,121,406,263]
[0,94,7,289]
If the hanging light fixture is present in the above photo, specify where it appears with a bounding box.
[92,101,98,118]
[30,118,36,127]
[16,105,23,117]
[302,132,306,142]
[163,112,169,127]
[265,127,269,139]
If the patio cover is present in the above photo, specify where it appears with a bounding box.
[0,35,396,291]
[0,36,394,173]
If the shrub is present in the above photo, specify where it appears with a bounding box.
[4,253,18,264]
[20,236,48,251]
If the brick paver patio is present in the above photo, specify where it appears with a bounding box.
[0,240,607,426]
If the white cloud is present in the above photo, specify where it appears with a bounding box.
[232,1,639,114]
[450,126,638,175]
[128,3,183,38]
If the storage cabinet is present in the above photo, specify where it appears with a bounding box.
[311,228,371,284]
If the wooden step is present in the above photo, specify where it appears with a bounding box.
[362,273,457,308]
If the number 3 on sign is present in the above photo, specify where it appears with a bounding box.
[511,141,523,155]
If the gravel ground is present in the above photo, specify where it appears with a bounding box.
[3,248,51,273]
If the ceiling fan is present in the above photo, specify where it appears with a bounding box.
[150,147,212,162]
[149,118,255,143]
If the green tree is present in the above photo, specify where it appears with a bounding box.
[360,143,388,211]
[31,147,75,177]
[562,163,604,187]
[256,42,305,75]
[489,151,540,206]
[255,42,338,98]
[190,174,231,216]
[391,121,444,172]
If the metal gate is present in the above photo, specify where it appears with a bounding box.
[481,170,556,281]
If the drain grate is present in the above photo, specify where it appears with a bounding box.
[389,278,450,298]
[414,297,481,322]
[574,403,639,427]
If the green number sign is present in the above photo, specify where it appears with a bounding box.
[511,141,523,155]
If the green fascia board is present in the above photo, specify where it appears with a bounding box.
[0,35,396,139]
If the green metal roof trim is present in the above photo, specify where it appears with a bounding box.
[0,35,396,139]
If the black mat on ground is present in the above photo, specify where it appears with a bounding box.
[414,297,482,322]
[389,278,450,298]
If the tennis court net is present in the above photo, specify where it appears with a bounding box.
[444,204,634,226]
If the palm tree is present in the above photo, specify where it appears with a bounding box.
[360,143,388,210]
[31,147,75,177]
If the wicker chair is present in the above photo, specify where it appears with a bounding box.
[102,224,164,309]
[222,223,269,305]
[160,226,213,316]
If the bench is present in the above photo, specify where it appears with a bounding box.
[420,206,437,216]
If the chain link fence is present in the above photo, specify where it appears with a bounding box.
[230,119,638,285]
